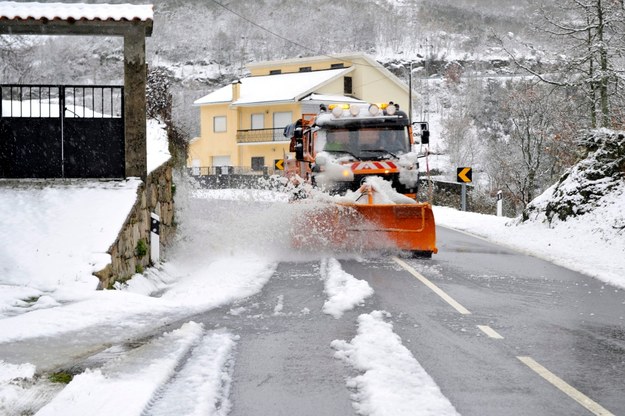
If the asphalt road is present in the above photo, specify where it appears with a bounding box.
[190,225,624,415]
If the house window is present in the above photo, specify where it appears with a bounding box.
[344,76,353,95]
[331,63,345,69]
[213,155,232,175]
[269,69,282,75]
[191,159,200,176]
[273,111,292,141]
[251,156,265,171]
[251,113,264,129]
[299,66,312,72]
[213,116,227,132]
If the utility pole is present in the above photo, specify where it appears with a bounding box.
[419,40,432,123]
[409,61,413,124]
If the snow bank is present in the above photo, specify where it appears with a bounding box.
[0,180,141,294]
[320,258,373,319]
[434,205,625,289]
[147,119,171,174]
[35,322,236,416]
[0,361,35,383]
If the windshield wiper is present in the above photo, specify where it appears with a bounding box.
[323,149,361,160]
[360,149,398,158]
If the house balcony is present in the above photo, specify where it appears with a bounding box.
[236,128,290,143]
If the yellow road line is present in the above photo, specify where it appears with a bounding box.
[477,325,504,339]
[517,356,615,416]
[393,257,471,315]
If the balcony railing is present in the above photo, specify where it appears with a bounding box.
[189,165,278,176]
[236,127,290,143]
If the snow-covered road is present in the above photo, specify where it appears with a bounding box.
[1,181,623,415]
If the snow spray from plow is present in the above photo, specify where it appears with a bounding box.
[290,184,437,258]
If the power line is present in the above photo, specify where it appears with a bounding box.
[209,0,417,106]
[210,0,321,56]
[209,0,373,69]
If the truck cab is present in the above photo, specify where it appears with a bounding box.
[286,103,429,197]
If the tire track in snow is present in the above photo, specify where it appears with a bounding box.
[35,322,237,416]
[143,331,237,416]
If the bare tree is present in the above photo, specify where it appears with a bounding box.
[0,36,34,83]
[480,80,580,212]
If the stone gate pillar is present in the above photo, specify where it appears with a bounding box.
[124,26,148,180]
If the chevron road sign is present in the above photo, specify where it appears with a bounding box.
[457,167,472,183]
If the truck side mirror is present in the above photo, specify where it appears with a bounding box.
[413,121,430,145]
[294,138,304,161]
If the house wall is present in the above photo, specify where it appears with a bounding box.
[189,102,301,168]
[239,143,290,169]
[315,78,347,97]
[188,103,239,167]
[351,57,409,110]
[238,102,299,168]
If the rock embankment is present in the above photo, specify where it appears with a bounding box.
[95,163,175,289]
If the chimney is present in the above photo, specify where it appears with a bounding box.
[232,79,242,102]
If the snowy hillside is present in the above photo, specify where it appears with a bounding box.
[521,129,625,246]
[523,130,625,226]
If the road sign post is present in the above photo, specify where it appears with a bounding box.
[456,167,472,212]
[497,190,503,217]
[461,183,467,211]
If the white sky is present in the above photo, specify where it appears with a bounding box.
[0,167,623,414]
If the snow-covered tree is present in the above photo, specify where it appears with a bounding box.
[506,0,625,128]
[472,79,582,213]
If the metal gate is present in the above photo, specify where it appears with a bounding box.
[0,85,125,178]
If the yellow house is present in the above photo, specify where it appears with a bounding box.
[188,53,410,174]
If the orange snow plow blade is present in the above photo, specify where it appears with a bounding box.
[292,201,437,257]
[342,202,437,256]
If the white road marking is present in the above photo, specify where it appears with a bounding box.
[477,325,504,339]
[393,257,471,315]
[517,356,615,416]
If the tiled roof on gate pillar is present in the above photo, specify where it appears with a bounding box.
[0,1,153,23]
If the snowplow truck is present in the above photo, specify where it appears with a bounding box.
[283,102,437,258]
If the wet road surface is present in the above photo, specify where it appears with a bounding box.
[340,226,625,415]
[191,225,625,415]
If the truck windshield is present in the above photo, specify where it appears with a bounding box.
[319,126,410,158]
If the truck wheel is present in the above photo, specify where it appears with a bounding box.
[411,250,432,259]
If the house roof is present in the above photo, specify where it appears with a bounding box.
[301,93,366,104]
[193,67,354,107]
[248,52,408,94]
[0,1,153,22]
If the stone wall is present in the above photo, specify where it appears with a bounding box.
[94,163,175,289]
